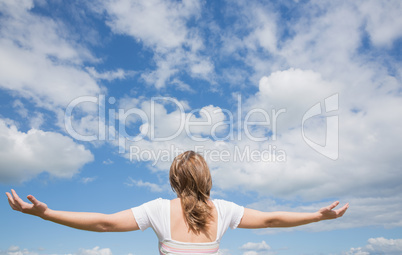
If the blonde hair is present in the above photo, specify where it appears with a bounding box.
[169,151,213,234]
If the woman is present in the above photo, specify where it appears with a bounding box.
[6,150,349,254]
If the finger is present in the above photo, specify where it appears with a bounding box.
[5,192,13,202]
[327,201,340,210]
[338,203,349,211]
[7,198,19,211]
[337,203,349,217]
[6,192,19,211]
[9,190,22,210]
[27,195,40,206]
[334,203,348,217]
[6,192,15,205]
[11,189,22,202]
[11,189,26,210]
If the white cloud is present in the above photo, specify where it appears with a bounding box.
[0,0,95,64]
[0,246,113,255]
[171,78,195,93]
[0,38,101,110]
[345,237,402,255]
[140,53,180,89]
[241,241,271,251]
[76,246,112,255]
[62,113,105,142]
[190,59,214,77]
[240,241,273,255]
[242,3,277,54]
[102,159,114,165]
[185,105,228,138]
[29,112,44,129]
[0,118,94,184]
[280,1,362,71]
[0,0,102,111]
[116,97,225,145]
[100,0,200,51]
[12,100,28,118]
[359,0,402,48]
[86,67,136,82]
[97,0,214,88]
[245,68,338,132]
[126,177,165,193]
[80,177,97,184]
[275,0,402,95]
[225,0,402,89]
[218,248,232,255]
[218,1,279,83]
[12,101,45,129]
[0,245,38,255]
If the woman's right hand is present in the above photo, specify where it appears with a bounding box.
[6,189,48,218]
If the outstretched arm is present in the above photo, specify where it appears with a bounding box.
[6,189,139,232]
[238,201,349,229]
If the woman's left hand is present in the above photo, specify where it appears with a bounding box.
[6,189,48,218]
[317,201,349,220]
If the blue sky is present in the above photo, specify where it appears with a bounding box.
[1,0,402,254]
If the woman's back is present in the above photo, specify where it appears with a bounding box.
[170,198,218,243]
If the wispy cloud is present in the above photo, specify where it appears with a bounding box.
[0,245,39,255]
[80,177,97,184]
[102,159,114,165]
[240,240,273,255]
[0,245,113,255]
[77,246,112,255]
[125,177,165,193]
[86,67,136,82]
[344,237,402,255]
